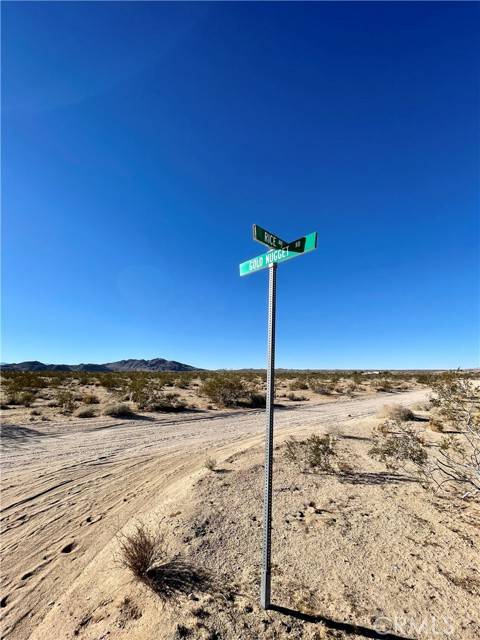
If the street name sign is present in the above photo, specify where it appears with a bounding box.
[253,224,288,249]
[239,231,317,276]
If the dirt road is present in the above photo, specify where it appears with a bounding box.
[0,389,428,639]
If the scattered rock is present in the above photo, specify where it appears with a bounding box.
[61,541,76,554]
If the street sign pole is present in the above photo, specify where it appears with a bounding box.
[261,261,277,610]
[239,226,317,611]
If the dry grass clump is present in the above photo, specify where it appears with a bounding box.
[118,523,210,601]
[204,456,216,471]
[380,403,414,422]
[75,406,97,418]
[102,403,135,418]
[287,392,307,401]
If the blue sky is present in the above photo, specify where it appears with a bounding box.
[2,1,479,369]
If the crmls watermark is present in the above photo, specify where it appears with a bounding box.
[373,614,456,637]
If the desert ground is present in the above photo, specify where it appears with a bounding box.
[1,375,479,640]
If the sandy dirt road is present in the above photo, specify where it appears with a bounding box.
[0,389,428,639]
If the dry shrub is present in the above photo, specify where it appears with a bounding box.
[200,375,247,408]
[76,406,97,418]
[103,403,135,418]
[369,420,427,471]
[413,400,433,412]
[243,392,266,408]
[118,523,210,601]
[284,434,337,472]
[309,381,333,395]
[81,393,99,405]
[288,379,308,391]
[287,392,307,401]
[200,374,263,408]
[56,389,76,414]
[426,376,480,498]
[380,404,414,422]
[428,411,444,432]
[146,392,186,412]
[370,377,480,500]
[5,391,37,407]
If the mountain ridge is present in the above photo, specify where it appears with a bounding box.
[1,358,200,372]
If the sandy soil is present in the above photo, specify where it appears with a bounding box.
[2,389,479,640]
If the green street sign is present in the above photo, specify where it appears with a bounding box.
[253,224,288,249]
[239,231,317,276]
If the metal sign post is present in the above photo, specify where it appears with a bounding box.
[239,226,317,610]
[261,262,276,609]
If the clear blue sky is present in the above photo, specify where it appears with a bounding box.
[2,1,479,369]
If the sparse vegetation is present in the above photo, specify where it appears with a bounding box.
[81,393,99,405]
[287,392,307,401]
[102,403,135,418]
[75,406,97,418]
[1,368,474,427]
[200,375,248,407]
[425,376,480,498]
[370,375,480,499]
[56,390,76,414]
[288,379,308,391]
[369,420,428,471]
[380,403,414,422]
[284,434,337,471]
[204,456,217,471]
[118,522,210,600]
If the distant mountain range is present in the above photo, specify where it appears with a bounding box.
[1,358,200,373]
